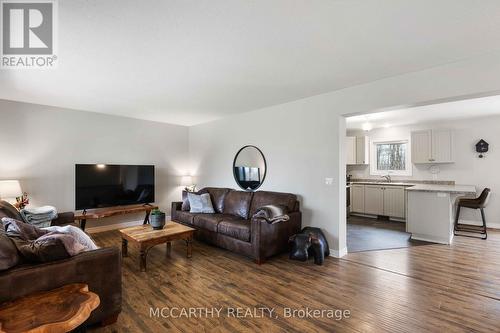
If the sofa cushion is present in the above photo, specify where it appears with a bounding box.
[193,214,225,232]
[0,221,20,270]
[203,188,232,213]
[175,211,196,225]
[218,219,251,242]
[223,191,254,219]
[175,210,196,225]
[0,200,22,221]
[249,191,297,216]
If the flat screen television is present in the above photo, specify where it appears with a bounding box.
[75,164,155,210]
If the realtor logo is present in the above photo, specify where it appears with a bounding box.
[1,0,57,68]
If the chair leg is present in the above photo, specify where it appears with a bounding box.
[480,208,488,240]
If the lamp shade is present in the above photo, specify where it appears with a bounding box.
[180,176,193,186]
[0,180,22,200]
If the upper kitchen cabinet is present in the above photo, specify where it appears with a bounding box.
[346,136,369,165]
[411,129,454,164]
[356,136,369,165]
[346,136,356,165]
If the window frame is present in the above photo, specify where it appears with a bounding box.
[370,139,412,176]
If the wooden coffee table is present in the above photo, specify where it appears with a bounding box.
[119,222,195,272]
[0,283,99,333]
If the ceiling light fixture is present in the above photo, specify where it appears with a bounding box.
[362,122,373,131]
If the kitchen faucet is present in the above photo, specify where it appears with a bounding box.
[382,175,392,183]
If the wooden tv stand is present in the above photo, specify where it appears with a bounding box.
[74,204,159,231]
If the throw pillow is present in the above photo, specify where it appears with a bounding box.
[181,190,191,211]
[0,200,23,220]
[11,236,70,263]
[2,217,48,240]
[0,221,20,270]
[188,193,215,213]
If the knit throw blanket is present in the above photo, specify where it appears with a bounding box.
[252,204,290,224]
[20,206,58,227]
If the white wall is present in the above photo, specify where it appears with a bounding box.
[189,100,341,251]
[189,51,500,256]
[3,51,500,247]
[347,115,500,227]
[0,100,189,229]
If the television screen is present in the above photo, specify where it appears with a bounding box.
[75,164,155,210]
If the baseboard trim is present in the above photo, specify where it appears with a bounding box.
[458,219,500,230]
[86,216,172,234]
[411,233,451,245]
[330,247,348,258]
[350,213,406,223]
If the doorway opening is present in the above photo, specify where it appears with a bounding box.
[343,94,500,252]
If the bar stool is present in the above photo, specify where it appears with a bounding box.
[454,188,491,239]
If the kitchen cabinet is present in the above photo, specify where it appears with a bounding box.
[350,184,406,219]
[411,129,454,164]
[364,185,384,215]
[383,186,406,219]
[345,137,356,165]
[356,136,369,165]
[351,185,365,213]
[346,136,369,165]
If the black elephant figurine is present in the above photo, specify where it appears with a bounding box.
[288,227,330,265]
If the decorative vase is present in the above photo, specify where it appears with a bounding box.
[150,212,166,230]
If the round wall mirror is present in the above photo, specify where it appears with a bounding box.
[233,145,267,191]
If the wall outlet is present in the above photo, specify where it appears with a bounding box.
[325,178,334,185]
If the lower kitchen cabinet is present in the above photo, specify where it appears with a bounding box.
[351,185,365,213]
[364,185,384,215]
[383,186,406,219]
[350,184,406,219]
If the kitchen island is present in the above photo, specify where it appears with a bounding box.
[406,184,477,244]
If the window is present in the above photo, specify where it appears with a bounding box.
[370,140,411,176]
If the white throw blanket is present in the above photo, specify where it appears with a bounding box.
[43,225,99,252]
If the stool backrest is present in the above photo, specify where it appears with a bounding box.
[478,188,491,208]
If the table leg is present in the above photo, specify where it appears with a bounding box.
[143,211,151,225]
[80,219,87,231]
[186,236,192,258]
[122,239,128,257]
[140,249,147,272]
[166,242,171,257]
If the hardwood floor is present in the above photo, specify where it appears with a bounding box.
[89,229,500,333]
[347,215,431,252]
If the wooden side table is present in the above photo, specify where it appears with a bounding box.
[0,284,100,333]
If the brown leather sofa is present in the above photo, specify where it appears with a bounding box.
[171,188,302,263]
[0,200,122,327]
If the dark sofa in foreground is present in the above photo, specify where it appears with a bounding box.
[171,187,302,263]
[0,200,122,327]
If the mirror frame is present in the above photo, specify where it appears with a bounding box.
[232,145,267,191]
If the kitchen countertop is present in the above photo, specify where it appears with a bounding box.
[350,181,416,187]
[405,184,477,195]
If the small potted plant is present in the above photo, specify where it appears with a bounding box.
[14,192,29,210]
[150,208,166,230]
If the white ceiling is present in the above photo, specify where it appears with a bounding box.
[3,0,500,126]
[346,94,500,130]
